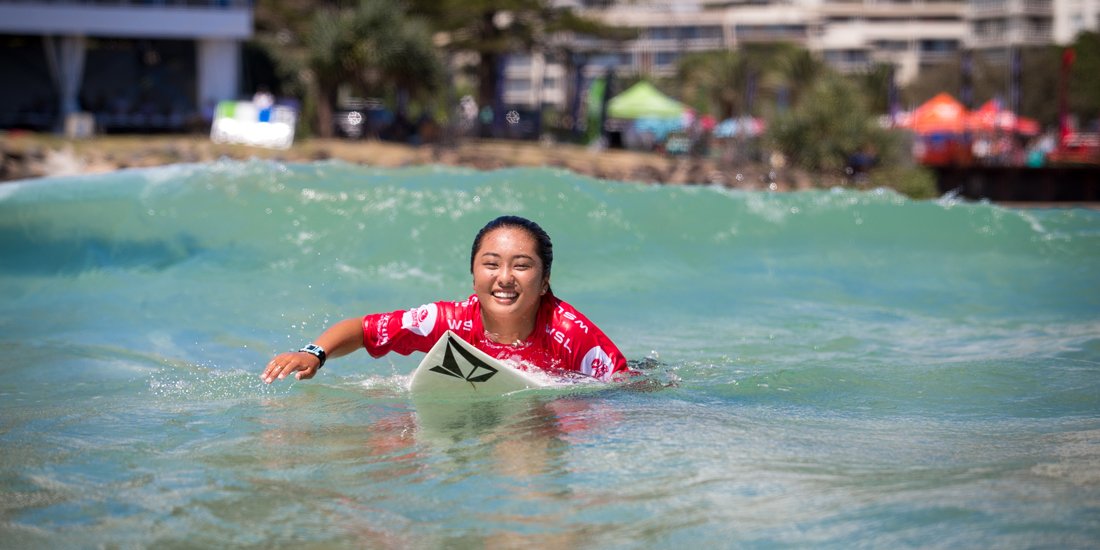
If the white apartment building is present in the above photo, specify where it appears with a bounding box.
[506,0,1096,111]
[810,0,968,84]
[970,0,1099,53]
[0,0,252,131]
[969,0,1055,61]
[1053,0,1100,42]
[505,0,969,110]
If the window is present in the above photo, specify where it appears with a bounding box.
[506,78,531,93]
[698,26,723,40]
[919,39,958,53]
[875,40,909,51]
[655,51,680,66]
[648,27,674,40]
[824,49,869,63]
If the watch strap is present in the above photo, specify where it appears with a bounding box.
[298,344,327,368]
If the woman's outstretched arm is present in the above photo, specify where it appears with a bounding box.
[261,317,363,384]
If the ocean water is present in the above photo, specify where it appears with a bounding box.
[1,160,1098,548]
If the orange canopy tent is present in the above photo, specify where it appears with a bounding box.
[967,99,1041,136]
[906,93,968,134]
[968,99,1013,132]
[1015,117,1040,136]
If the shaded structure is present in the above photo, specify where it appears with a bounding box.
[0,1,251,133]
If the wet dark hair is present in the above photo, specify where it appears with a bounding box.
[470,215,553,281]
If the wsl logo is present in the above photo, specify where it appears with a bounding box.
[429,336,499,386]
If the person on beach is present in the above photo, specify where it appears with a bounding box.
[261,215,629,384]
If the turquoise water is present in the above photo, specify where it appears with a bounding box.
[1,160,1099,547]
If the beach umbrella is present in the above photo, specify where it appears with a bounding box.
[607,81,687,120]
[747,117,766,136]
[714,118,738,138]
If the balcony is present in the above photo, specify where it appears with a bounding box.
[821,1,964,18]
[970,0,1052,17]
[734,25,809,43]
[970,25,1054,47]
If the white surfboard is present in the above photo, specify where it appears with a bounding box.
[409,331,573,397]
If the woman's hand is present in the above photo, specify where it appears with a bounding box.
[262,351,322,384]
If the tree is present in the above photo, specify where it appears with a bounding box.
[902,54,987,112]
[674,50,747,119]
[767,45,825,112]
[253,0,443,137]
[672,44,827,119]
[901,42,1098,129]
[407,0,632,114]
[251,0,320,131]
[1068,31,1100,128]
[857,63,897,115]
[767,71,905,173]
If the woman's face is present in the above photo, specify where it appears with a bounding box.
[472,226,549,326]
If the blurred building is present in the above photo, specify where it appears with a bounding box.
[810,0,967,84]
[503,0,970,111]
[505,0,1097,111]
[1053,0,1100,42]
[0,0,252,132]
[501,52,569,110]
[970,0,1054,63]
[972,0,1100,54]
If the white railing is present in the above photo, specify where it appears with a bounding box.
[970,27,1053,46]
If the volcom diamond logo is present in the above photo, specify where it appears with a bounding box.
[429,336,498,384]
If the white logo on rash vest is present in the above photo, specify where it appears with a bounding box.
[581,346,613,380]
[401,303,438,336]
[545,325,573,353]
[556,305,590,334]
[377,313,392,345]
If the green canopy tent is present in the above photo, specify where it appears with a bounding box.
[607,81,687,119]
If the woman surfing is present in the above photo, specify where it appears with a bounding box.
[261,215,629,384]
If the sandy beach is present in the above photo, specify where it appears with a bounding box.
[1,132,824,191]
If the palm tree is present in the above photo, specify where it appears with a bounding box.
[303,7,353,138]
[770,46,824,108]
[675,50,748,119]
[857,63,897,115]
[673,45,829,120]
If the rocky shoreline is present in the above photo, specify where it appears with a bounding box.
[1,132,829,191]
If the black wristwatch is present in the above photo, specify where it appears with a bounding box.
[298,344,327,368]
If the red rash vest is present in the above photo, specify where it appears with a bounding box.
[362,292,629,381]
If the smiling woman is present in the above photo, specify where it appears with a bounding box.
[261,215,630,384]
[470,215,552,346]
